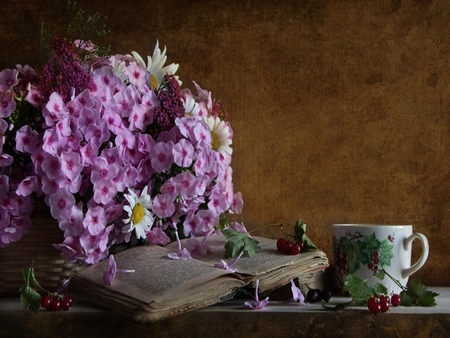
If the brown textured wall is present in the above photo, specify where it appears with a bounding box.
[1,0,449,287]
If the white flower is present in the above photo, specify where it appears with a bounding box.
[131,41,181,89]
[205,116,233,156]
[183,96,201,117]
[122,186,154,240]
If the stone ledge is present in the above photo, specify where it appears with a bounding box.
[0,287,448,338]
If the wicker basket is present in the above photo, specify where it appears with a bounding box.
[0,215,81,296]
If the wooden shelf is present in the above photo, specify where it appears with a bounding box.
[1,287,449,338]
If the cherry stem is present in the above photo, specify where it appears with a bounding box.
[381,269,407,292]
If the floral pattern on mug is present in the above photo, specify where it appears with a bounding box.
[334,231,394,277]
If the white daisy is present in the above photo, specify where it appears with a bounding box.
[131,40,181,90]
[183,96,201,117]
[204,116,233,156]
[122,186,154,240]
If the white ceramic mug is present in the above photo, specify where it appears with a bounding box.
[332,224,429,294]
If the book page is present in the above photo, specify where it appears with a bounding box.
[73,244,244,304]
[173,234,325,276]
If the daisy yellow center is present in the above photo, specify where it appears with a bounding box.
[131,203,145,225]
[150,74,158,90]
[211,131,220,150]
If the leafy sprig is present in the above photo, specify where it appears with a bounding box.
[19,263,46,313]
[223,218,318,258]
[324,268,439,310]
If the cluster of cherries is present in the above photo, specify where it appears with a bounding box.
[276,238,306,255]
[367,293,401,314]
[40,292,74,311]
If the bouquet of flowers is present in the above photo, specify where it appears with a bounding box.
[0,34,243,265]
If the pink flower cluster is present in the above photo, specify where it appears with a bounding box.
[0,39,243,265]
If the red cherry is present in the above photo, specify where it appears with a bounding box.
[276,238,287,252]
[40,294,51,309]
[289,243,301,255]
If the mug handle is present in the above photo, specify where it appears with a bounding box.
[402,232,429,279]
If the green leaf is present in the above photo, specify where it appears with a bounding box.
[339,237,360,274]
[19,285,41,313]
[374,270,386,280]
[379,239,394,267]
[293,220,317,251]
[358,233,381,265]
[373,282,388,296]
[343,274,374,304]
[404,278,439,306]
[222,229,260,258]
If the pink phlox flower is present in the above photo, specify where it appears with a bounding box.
[115,128,136,154]
[174,171,197,199]
[207,190,228,215]
[80,223,113,257]
[15,125,40,154]
[15,176,38,196]
[150,141,174,172]
[103,109,124,135]
[43,92,69,127]
[230,192,244,214]
[288,280,307,306]
[83,206,107,236]
[0,68,19,91]
[101,146,124,167]
[53,237,82,263]
[0,153,14,167]
[55,174,82,194]
[146,227,171,245]
[25,85,44,108]
[73,88,96,110]
[196,209,219,234]
[152,193,175,218]
[167,225,191,260]
[0,91,16,118]
[79,142,98,166]
[175,117,197,140]
[214,250,243,272]
[138,133,156,154]
[193,120,212,145]
[59,205,85,238]
[93,178,118,205]
[41,176,59,195]
[49,188,76,220]
[84,119,110,148]
[91,157,120,182]
[55,115,72,138]
[114,87,134,117]
[173,138,195,168]
[184,237,210,258]
[159,177,178,199]
[42,128,61,155]
[183,212,204,237]
[15,195,32,215]
[228,222,251,237]
[128,103,150,131]
[244,280,270,310]
[77,106,98,134]
[31,147,46,175]
[125,61,147,88]
[41,153,63,179]
[103,254,135,286]
[60,151,83,180]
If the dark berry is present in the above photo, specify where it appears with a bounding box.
[276,238,287,252]
[289,243,301,255]
[320,288,332,302]
[306,289,321,303]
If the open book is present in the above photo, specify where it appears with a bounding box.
[68,234,328,322]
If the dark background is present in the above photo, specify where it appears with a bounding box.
[1,0,449,287]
